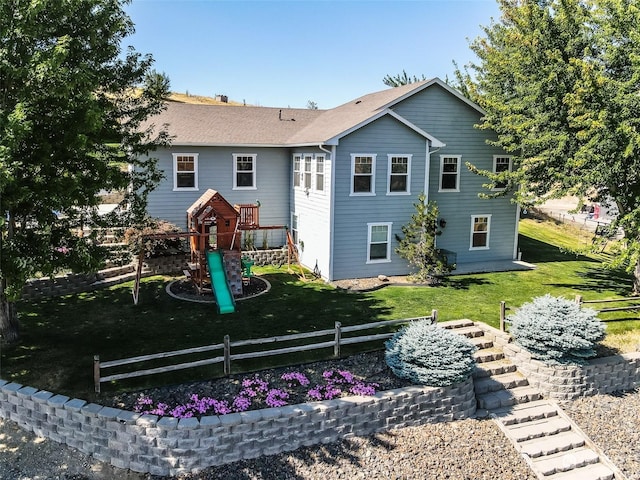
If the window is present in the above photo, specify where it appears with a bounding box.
[293,155,301,188]
[387,155,411,194]
[493,155,512,190]
[233,154,256,189]
[304,155,312,189]
[351,154,376,195]
[291,213,299,244]
[315,155,325,191]
[173,153,198,190]
[470,215,491,249]
[439,155,461,191]
[367,222,392,263]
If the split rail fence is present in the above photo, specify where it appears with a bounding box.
[93,310,438,393]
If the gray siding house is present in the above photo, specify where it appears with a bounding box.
[141,78,519,281]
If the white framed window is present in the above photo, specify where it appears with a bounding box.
[291,212,299,244]
[470,215,491,250]
[351,154,376,195]
[304,155,313,190]
[315,155,325,192]
[367,222,392,263]
[439,155,461,192]
[173,153,198,191]
[493,155,512,190]
[233,154,256,189]
[293,155,302,188]
[387,154,411,195]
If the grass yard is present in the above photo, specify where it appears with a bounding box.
[1,217,638,402]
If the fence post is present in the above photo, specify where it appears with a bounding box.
[223,335,231,376]
[431,309,438,324]
[334,322,342,357]
[93,355,101,394]
[575,295,582,305]
[500,301,506,332]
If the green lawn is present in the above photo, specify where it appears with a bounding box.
[1,217,637,402]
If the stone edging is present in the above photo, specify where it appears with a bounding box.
[0,377,476,476]
[164,277,272,304]
[474,322,640,401]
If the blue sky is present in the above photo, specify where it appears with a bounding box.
[124,0,501,109]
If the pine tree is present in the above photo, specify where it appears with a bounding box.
[395,193,452,283]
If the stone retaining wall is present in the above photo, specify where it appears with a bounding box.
[242,248,288,267]
[0,377,476,476]
[475,323,640,401]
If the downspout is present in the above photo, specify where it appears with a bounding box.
[425,143,443,203]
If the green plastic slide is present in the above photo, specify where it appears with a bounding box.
[206,250,236,314]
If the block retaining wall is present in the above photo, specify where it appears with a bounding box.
[0,377,476,476]
[475,322,640,401]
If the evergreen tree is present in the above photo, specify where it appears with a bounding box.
[455,0,640,291]
[395,193,452,283]
[0,0,169,342]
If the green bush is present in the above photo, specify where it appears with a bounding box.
[385,320,477,386]
[509,294,606,364]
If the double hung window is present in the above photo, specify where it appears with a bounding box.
[173,153,198,190]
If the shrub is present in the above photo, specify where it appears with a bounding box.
[123,217,186,257]
[509,294,606,365]
[385,320,477,386]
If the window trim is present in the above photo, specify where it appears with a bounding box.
[439,155,461,192]
[492,155,513,191]
[172,153,199,191]
[315,154,325,192]
[290,212,299,245]
[350,154,377,196]
[386,154,412,195]
[293,154,302,188]
[469,214,491,250]
[367,222,392,264]
[303,154,313,190]
[233,153,257,190]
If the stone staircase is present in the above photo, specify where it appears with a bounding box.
[443,320,626,480]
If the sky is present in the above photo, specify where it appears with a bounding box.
[124,0,501,109]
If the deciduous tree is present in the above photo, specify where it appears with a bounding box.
[455,0,640,291]
[0,0,169,342]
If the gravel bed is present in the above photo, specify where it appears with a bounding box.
[0,415,536,480]
[562,388,640,479]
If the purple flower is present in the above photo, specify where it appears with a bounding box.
[265,389,289,408]
[232,396,251,412]
[307,384,342,401]
[349,382,379,396]
[281,371,310,388]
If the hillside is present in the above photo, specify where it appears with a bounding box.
[168,92,245,106]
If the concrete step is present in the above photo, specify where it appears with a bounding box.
[492,400,558,425]
[440,319,475,329]
[449,325,485,338]
[544,462,614,480]
[473,358,517,378]
[474,347,505,364]
[468,335,494,349]
[519,431,586,458]
[532,447,600,476]
[506,416,572,442]
[474,372,529,394]
[477,385,542,410]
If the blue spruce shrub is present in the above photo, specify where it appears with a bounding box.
[509,294,606,365]
[385,320,477,386]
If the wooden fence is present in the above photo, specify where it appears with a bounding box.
[93,310,438,393]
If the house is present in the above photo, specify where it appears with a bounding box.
[140,78,520,281]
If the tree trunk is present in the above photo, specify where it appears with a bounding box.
[0,284,19,344]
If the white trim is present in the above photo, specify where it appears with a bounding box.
[315,154,326,193]
[469,214,492,250]
[329,145,337,281]
[172,153,199,191]
[367,222,392,264]
[386,154,412,195]
[492,155,513,191]
[350,154,377,196]
[293,154,302,189]
[439,155,461,192]
[513,203,521,259]
[233,153,257,190]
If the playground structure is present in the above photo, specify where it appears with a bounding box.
[132,189,303,313]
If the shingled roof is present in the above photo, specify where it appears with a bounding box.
[146,78,475,147]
